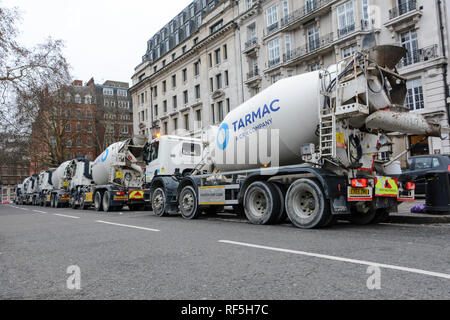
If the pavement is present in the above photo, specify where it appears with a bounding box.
[0,202,449,300]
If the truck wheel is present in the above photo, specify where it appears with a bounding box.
[152,188,168,217]
[349,208,376,225]
[285,179,331,229]
[94,191,103,212]
[270,182,288,224]
[70,197,78,210]
[79,195,87,210]
[102,192,112,212]
[371,209,390,224]
[179,185,201,220]
[244,181,281,225]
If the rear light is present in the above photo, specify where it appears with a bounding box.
[448,165,450,172]
[351,179,368,188]
[405,182,416,191]
[115,191,125,196]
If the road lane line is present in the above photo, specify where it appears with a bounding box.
[96,220,160,232]
[219,240,450,280]
[33,210,47,214]
[53,213,80,219]
[19,208,30,211]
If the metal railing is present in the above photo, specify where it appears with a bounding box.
[247,67,259,80]
[338,24,355,38]
[389,0,417,20]
[266,22,279,36]
[268,57,281,68]
[283,33,334,63]
[245,37,258,50]
[280,0,334,28]
[398,44,439,67]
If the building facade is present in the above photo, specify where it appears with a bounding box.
[87,79,134,152]
[131,0,450,161]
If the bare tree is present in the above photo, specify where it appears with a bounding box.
[0,3,71,166]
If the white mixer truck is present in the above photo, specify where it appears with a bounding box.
[144,45,446,229]
[85,136,148,212]
[64,158,94,209]
[37,169,55,207]
[24,174,39,205]
[49,161,71,208]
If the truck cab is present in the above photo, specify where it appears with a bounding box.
[144,135,204,184]
[37,170,54,206]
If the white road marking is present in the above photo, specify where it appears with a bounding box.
[96,220,160,232]
[19,208,30,211]
[53,213,80,219]
[219,240,450,280]
[33,210,47,214]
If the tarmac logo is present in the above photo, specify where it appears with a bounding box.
[66,265,81,290]
[366,265,381,290]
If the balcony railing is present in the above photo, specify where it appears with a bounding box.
[266,22,279,36]
[389,0,417,20]
[338,24,356,38]
[398,44,439,68]
[247,67,259,80]
[280,0,334,28]
[283,33,334,63]
[268,57,281,68]
[245,37,258,50]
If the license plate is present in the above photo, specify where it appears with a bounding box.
[347,187,372,201]
[114,195,127,200]
[85,192,93,203]
[349,188,370,196]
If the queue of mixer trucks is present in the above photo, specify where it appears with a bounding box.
[11,46,448,228]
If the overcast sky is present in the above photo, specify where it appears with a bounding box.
[3,0,193,85]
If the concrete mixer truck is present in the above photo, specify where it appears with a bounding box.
[143,45,447,229]
[24,174,39,205]
[81,136,148,212]
[49,161,71,208]
[62,158,94,209]
[37,169,54,207]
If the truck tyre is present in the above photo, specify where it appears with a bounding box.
[152,187,169,217]
[349,208,376,225]
[79,194,87,210]
[270,182,288,223]
[371,209,390,224]
[94,191,103,212]
[179,185,201,219]
[244,181,282,225]
[285,179,331,229]
[102,192,112,212]
[70,197,78,210]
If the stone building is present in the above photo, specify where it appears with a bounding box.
[86,79,134,153]
[131,0,450,161]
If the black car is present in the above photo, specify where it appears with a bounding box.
[403,155,450,194]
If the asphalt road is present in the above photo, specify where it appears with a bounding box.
[0,203,449,300]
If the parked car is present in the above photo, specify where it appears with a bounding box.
[403,155,450,194]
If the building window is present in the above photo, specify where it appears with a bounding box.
[182,68,187,83]
[309,62,321,72]
[401,30,419,66]
[209,53,213,67]
[162,80,167,93]
[266,4,278,29]
[103,88,114,95]
[153,86,158,97]
[405,78,424,111]
[211,104,215,123]
[218,101,224,123]
[225,70,229,86]
[66,140,72,148]
[196,109,202,128]
[210,77,214,92]
[50,137,56,147]
[76,123,81,132]
[122,125,129,134]
[172,75,176,88]
[210,20,223,34]
[76,138,82,148]
[194,61,200,76]
[183,90,188,105]
[215,48,221,65]
[84,96,92,104]
[305,0,318,13]
[223,44,228,60]
[173,117,178,131]
[307,25,319,52]
[268,38,280,67]
[163,122,168,135]
[282,0,289,19]
[155,104,158,117]
[163,100,167,113]
[247,0,254,9]
[271,74,281,84]
[65,123,71,132]
[337,0,355,37]
[173,95,177,109]
[117,90,127,97]
[184,114,189,131]
[226,98,230,113]
[285,34,292,60]
[75,95,81,104]
[86,124,92,133]
[195,85,201,99]
[216,73,223,89]
[341,44,358,58]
